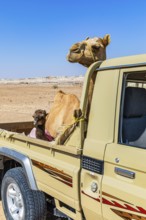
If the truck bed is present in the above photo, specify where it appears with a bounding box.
[0,121,82,155]
[0,121,33,135]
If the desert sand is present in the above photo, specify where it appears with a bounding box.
[0,79,83,219]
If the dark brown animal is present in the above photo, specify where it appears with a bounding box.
[32,109,47,140]
[29,109,54,141]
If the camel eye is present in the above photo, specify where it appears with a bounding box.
[92,45,100,50]
[72,48,80,53]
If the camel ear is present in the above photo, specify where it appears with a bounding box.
[102,34,111,47]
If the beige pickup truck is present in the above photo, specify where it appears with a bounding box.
[0,54,146,220]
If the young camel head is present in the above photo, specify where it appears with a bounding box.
[32,109,47,127]
[67,34,110,67]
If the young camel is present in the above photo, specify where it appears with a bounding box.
[28,109,54,141]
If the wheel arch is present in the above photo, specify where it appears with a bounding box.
[0,147,38,190]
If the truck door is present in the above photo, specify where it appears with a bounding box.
[102,68,146,220]
[80,68,120,220]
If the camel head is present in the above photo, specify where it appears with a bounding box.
[32,109,47,127]
[67,34,110,67]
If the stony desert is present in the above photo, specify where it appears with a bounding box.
[0,76,83,219]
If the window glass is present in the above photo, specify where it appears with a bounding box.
[119,71,146,149]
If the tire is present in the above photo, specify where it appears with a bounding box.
[1,167,47,220]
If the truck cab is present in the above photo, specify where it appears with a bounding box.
[81,54,146,220]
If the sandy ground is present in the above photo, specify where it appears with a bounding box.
[0,82,82,219]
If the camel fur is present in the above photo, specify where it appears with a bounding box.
[67,34,110,67]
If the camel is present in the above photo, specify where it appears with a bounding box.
[45,90,80,139]
[67,34,110,67]
[67,34,111,118]
[28,109,54,141]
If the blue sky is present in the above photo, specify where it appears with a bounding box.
[0,0,146,79]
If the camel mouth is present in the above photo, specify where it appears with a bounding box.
[66,53,83,63]
[68,58,75,63]
[66,55,75,63]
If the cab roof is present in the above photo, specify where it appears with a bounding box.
[100,54,146,69]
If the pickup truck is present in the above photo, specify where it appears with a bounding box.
[0,54,146,220]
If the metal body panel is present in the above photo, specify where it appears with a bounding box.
[81,69,120,219]
[102,66,146,220]
[0,146,38,190]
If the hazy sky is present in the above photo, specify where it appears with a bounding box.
[0,0,146,79]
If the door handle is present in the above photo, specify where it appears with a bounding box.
[115,167,135,179]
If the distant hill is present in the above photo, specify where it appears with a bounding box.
[0,76,84,85]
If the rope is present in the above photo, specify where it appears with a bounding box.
[56,114,85,145]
